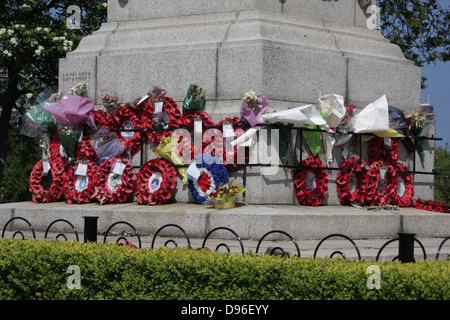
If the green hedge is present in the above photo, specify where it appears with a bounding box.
[0,238,448,300]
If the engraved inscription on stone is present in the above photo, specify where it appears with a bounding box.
[61,71,92,83]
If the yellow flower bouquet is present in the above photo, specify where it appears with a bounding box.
[208,179,246,209]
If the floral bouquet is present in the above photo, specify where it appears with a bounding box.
[101,92,119,115]
[66,81,90,98]
[91,126,124,165]
[208,178,246,209]
[154,134,188,184]
[405,106,434,161]
[183,84,206,113]
[240,90,268,127]
[150,84,167,97]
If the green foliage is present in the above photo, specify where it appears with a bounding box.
[378,0,450,87]
[434,143,450,203]
[0,238,448,300]
[0,124,41,203]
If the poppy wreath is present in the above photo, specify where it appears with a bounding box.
[336,157,366,206]
[111,105,145,156]
[75,130,99,162]
[368,137,399,165]
[93,157,137,204]
[144,94,183,145]
[364,160,397,206]
[413,199,450,213]
[392,163,414,207]
[218,117,248,171]
[49,129,69,167]
[93,109,116,130]
[293,155,328,207]
[188,154,229,204]
[64,160,100,204]
[29,156,66,203]
[135,158,177,206]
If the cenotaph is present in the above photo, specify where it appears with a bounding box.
[59,0,434,205]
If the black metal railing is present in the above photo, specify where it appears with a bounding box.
[1,216,449,263]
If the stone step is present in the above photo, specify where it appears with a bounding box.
[0,202,448,242]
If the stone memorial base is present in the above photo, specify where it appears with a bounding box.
[57,0,434,205]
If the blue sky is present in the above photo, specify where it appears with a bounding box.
[421,60,450,148]
[421,0,450,148]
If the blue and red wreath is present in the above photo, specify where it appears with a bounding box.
[188,154,229,204]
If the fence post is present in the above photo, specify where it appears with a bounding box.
[83,216,99,243]
[398,233,416,263]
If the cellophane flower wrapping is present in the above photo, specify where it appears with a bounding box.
[240,90,268,127]
[92,127,124,165]
[20,103,56,138]
[154,134,187,184]
[183,84,206,113]
[208,178,246,206]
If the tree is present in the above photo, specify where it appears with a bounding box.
[0,1,107,190]
[434,143,449,203]
[378,0,450,87]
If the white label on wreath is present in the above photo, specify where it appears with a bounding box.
[42,160,50,175]
[121,121,134,140]
[194,120,202,136]
[186,162,201,180]
[75,163,88,176]
[59,144,67,158]
[75,175,89,192]
[112,161,126,175]
[305,171,317,192]
[154,101,164,114]
[349,174,357,193]
[397,177,406,197]
[148,172,163,193]
[377,168,387,195]
[107,173,122,191]
[223,123,235,138]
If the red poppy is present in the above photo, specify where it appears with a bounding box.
[364,160,397,206]
[64,160,100,204]
[29,156,67,203]
[336,157,366,206]
[368,137,399,165]
[94,157,137,204]
[391,163,414,207]
[135,158,177,206]
[294,156,328,207]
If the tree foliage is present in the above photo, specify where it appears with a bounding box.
[434,143,450,204]
[378,0,450,85]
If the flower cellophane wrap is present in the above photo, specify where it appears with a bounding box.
[182,84,206,113]
[20,102,56,138]
[240,91,268,127]
[208,178,246,209]
[92,127,125,165]
[154,134,188,184]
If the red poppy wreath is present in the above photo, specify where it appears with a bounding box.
[135,158,177,206]
[336,157,366,206]
[368,137,399,165]
[294,155,328,207]
[218,117,248,171]
[144,94,183,145]
[93,157,137,204]
[413,199,449,213]
[64,160,100,204]
[365,160,397,206]
[113,105,145,157]
[392,163,414,207]
[29,156,66,203]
